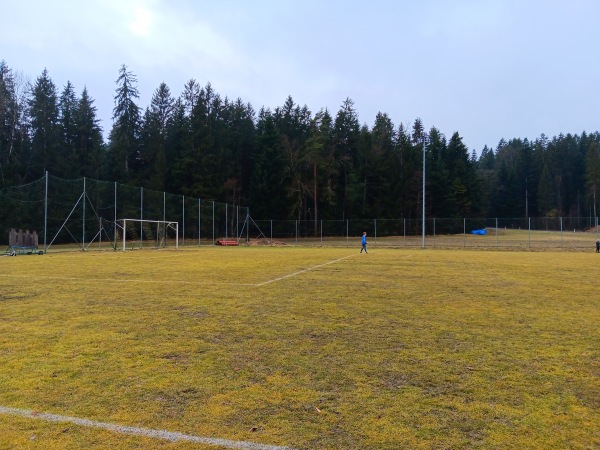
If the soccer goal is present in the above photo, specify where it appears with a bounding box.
[115,219,179,251]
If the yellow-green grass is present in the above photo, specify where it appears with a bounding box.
[0,247,598,449]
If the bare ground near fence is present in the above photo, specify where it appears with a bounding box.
[248,228,600,252]
[22,227,600,253]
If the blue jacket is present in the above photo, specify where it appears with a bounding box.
[361,235,367,245]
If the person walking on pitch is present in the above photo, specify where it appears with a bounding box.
[360,231,368,253]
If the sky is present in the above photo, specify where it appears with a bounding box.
[2,0,600,154]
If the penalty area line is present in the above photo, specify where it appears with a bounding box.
[255,254,357,286]
[0,405,293,450]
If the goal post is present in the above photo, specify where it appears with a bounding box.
[115,219,179,251]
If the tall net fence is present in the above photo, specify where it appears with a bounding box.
[0,173,249,252]
[2,174,600,252]
[247,217,600,251]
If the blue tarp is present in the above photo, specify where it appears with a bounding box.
[471,229,486,235]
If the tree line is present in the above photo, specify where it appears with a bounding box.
[2,61,600,222]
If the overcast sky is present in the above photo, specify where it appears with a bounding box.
[2,0,599,154]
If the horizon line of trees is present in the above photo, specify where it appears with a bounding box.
[2,60,600,222]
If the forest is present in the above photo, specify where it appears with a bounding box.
[2,61,600,222]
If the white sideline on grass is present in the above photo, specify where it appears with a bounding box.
[0,405,294,450]
[0,253,358,287]
[254,254,358,286]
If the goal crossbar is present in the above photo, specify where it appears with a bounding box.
[116,219,179,251]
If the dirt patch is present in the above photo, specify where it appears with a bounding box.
[247,239,287,246]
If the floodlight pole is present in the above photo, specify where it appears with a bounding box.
[420,133,427,249]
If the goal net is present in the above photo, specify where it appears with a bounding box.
[116,219,179,251]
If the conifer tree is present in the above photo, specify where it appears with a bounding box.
[28,68,60,178]
[107,65,141,182]
[74,87,104,178]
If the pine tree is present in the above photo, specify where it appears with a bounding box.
[0,61,29,184]
[107,65,141,182]
[537,161,555,216]
[304,108,335,228]
[446,132,480,216]
[394,122,421,222]
[333,98,360,219]
[585,140,600,218]
[425,127,456,219]
[58,81,78,176]
[366,112,395,217]
[248,107,286,218]
[28,68,60,179]
[74,87,104,178]
[138,82,174,190]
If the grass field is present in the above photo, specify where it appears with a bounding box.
[0,246,598,449]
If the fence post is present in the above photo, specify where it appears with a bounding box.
[496,218,498,248]
[374,218,377,245]
[433,218,436,248]
[212,201,215,244]
[270,220,273,245]
[560,216,563,248]
[140,187,144,248]
[225,203,228,239]
[295,219,298,244]
[528,217,531,248]
[346,219,349,246]
[82,177,86,251]
[44,171,48,253]
[182,195,185,247]
[403,218,406,247]
[463,218,466,248]
[320,219,323,244]
[114,181,117,251]
[198,199,201,245]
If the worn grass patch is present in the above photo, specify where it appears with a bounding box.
[0,247,598,449]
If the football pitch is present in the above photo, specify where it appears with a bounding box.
[0,247,598,449]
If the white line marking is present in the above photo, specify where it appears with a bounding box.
[0,254,358,287]
[0,405,293,450]
[254,254,357,286]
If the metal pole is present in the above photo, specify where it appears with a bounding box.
[496,218,498,248]
[182,196,185,247]
[560,216,563,248]
[44,171,48,253]
[270,219,273,245]
[463,218,466,248]
[528,217,531,248]
[374,218,377,244]
[422,137,426,249]
[295,220,298,244]
[321,219,323,244]
[212,201,215,244]
[163,191,166,244]
[114,182,117,251]
[346,219,349,245]
[82,177,86,250]
[140,187,143,248]
[199,199,201,245]
[225,203,228,239]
